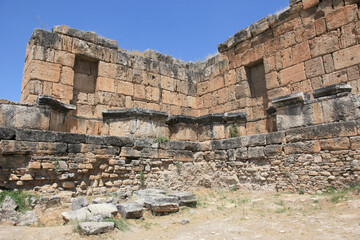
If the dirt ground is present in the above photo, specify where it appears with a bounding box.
[0,189,359,240]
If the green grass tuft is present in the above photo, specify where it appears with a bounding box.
[0,190,34,213]
[104,217,131,231]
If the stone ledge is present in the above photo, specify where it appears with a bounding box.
[102,108,169,120]
[15,128,134,147]
[272,92,309,108]
[52,25,118,49]
[285,121,358,142]
[313,84,352,98]
[36,95,76,113]
[167,112,246,125]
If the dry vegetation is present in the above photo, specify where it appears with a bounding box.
[0,186,360,240]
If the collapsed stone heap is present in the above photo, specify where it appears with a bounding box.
[1,0,360,194]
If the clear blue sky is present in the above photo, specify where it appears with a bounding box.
[0,0,289,102]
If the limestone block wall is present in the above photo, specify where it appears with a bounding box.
[215,0,360,135]
[21,25,203,119]
[19,0,360,138]
[1,120,359,194]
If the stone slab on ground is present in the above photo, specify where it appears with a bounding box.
[61,208,92,223]
[79,222,114,235]
[168,192,197,207]
[86,204,118,218]
[71,197,89,211]
[144,196,179,215]
[17,211,38,226]
[116,202,144,219]
[92,197,106,204]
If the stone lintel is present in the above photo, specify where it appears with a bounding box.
[102,108,169,120]
[272,92,308,108]
[36,95,76,113]
[313,84,352,99]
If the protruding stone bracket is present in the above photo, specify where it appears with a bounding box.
[102,108,169,120]
[167,112,246,125]
[313,84,352,99]
[36,95,76,113]
[272,92,309,108]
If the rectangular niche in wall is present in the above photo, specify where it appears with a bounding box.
[245,61,269,114]
[71,56,98,105]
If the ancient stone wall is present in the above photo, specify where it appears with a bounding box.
[217,0,360,134]
[19,0,360,139]
[1,118,359,194]
[21,25,202,119]
[2,0,360,193]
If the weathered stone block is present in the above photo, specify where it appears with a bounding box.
[284,141,320,154]
[116,202,144,219]
[350,136,360,150]
[276,103,313,131]
[16,129,56,142]
[264,145,283,156]
[248,146,265,159]
[29,60,61,83]
[0,128,15,140]
[279,63,306,86]
[309,31,339,57]
[96,77,115,92]
[303,0,320,9]
[305,57,325,78]
[326,5,357,31]
[168,192,197,207]
[320,137,350,150]
[333,44,360,70]
[72,197,90,211]
[266,132,285,144]
[243,134,266,147]
[174,150,193,162]
[235,147,248,160]
[79,222,114,236]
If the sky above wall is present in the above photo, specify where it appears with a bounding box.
[0,0,289,102]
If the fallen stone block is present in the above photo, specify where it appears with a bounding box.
[144,196,179,215]
[87,204,118,218]
[79,222,114,235]
[62,208,92,223]
[116,202,144,219]
[92,197,106,204]
[168,192,197,207]
[72,197,89,211]
[17,211,38,226]
[1,196,18,211]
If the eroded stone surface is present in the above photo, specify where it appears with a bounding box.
[79,222,114,235]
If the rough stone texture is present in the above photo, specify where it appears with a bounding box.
[17,211,38,226]
[2,1,360,194]
[117,202,144,219]
[79,222,114,236]
[86,204,118,218]
[61,208,91,223]
[168,192,197,207]
[144,196,179,215]
[71,197,89,211]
